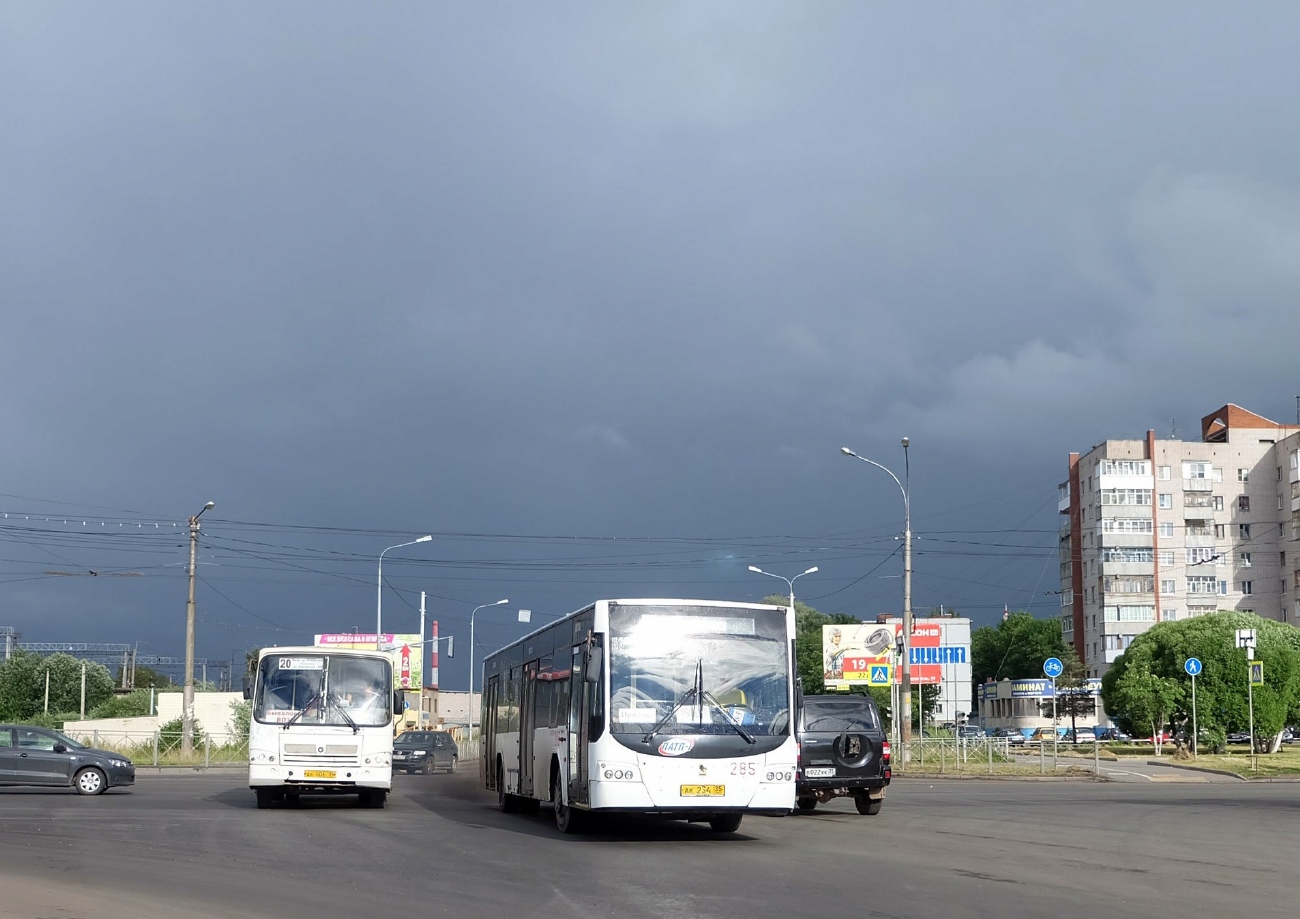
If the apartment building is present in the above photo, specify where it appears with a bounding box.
[1060,404,1300,678]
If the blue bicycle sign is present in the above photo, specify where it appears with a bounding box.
[1043,657,1064,679]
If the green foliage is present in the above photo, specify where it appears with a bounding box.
[89,690,154,719]
[229,699,251,738]
[157,716,207,752]
[1100,612,1300,751]
[971,611,1072,684]
[0,650,116,720]
[127,665,173,689]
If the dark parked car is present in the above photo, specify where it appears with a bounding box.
[795,694,890,815]
[0,725,135,794]
[1096,728,1131,742]
[991,727,1026,746]
[393,730,458,774]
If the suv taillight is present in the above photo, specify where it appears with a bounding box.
[881,741,891,761]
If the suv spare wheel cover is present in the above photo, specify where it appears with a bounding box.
[832,732,875,770]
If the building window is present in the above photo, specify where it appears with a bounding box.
[1238,468,1250,483]
[1238,496,1251,512]
[1241,581,1253,595]
[1187,576,1218,594]
[1187,548,1216,565]
[1159,494,1173,509]
[1280,466,1285,482]
[1219,580,1229,595]
[1239,524,1251,539]
[1101,489,1152,506]
[1159,465,1171,480]
[1240,552,1252,567]
[1214,495,1224,511]
[1164,608,1178,620]
[1183,462,1211,480]
[1160,523,1175,538]
[1159,550,1174,567]
[1215,524,1226,539]
[1104,547,1155,563]
[1161,579,1176,594]
[1102,518,1153,534]
[1101,460,1150,476]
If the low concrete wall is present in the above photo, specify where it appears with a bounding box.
[61,716,157,745]
[63,692,247,745]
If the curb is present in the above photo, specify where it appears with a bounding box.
[1142,761,1300,782]
[134,765,246,776]
[895,773,1105,782]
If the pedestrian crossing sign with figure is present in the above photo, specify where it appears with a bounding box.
[1250,661,1264,685]
[868,664,892,686]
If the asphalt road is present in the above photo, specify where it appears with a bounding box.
[2,770,1296,919]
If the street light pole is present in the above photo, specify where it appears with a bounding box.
[842,440,913,747]
[376,536,433,650]
[747,565,819,617]
[468,599,509,737]
[182,500,215,758]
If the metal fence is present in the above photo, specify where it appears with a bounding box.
[65,728,249,768]
[896,736,1105,778]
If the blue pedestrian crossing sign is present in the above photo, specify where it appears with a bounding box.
[1043,657,1064,679]
[1184,657,1203,677]
[868,664,892,686]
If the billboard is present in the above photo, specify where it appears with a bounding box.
[822,621,954,688]
[313,633,424,691]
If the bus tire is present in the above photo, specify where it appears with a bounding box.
[708,813,743,833]
[498,762,519,813]
[255,788,275,809]
[361,789,387,809]
[552,771,583,834]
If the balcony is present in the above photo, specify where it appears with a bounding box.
[1185,535,1217,548]
[1184,479,1215,492]
[1058,483,1071,514]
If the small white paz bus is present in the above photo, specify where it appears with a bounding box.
[246,646,402,809]
[482,598,797,834]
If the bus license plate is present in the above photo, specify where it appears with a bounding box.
[805,767,836,778]
[304,769,336,779]
[680,784,725,797]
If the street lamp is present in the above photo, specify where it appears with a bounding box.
[182,500,215,758]
[376,536,433,650]
[468,599,510,733]
[842,439,912,746]
[747,565,818,616]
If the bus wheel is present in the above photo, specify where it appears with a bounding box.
[361,789,387,809]
[708,813,743,833]
[498,763,519,813]
[552,772,582,834]
[255,788,275,809]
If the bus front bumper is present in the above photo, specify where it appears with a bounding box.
[249,763,391,791]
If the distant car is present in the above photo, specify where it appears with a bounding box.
[0,724,135,795]
[393,730,458,774]
[1226,731,1251,745]
[796,694,890,815]
[990,727,1026,746]
[956,725,985,739]
[1096,728,1131,742]
[1064,729,1097,745]
[1028,727,1063,745]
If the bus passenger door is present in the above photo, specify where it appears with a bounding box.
[483,676,499,788]
[566,646,589,805]
[520,662,537,797]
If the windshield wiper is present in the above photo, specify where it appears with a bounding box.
[283,690,322,730]
[701,689,756,744]
[328,693,359,734]
[643,685,698,743]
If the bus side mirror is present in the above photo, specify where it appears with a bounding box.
[242,676,253,701]
[393,689,406,713]
[584,646,603,684]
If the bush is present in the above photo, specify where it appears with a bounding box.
[89,690,153,719]
[229,699,250,738]
[157,716,207,753]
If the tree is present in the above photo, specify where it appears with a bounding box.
[90,690,153,719]
[0,650,115,721]
[971,611,1072,685]
[1100,612,1300,753]
[127,665,174,689]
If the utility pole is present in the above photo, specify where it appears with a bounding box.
[183,501,215,758]
[902,437,912,747]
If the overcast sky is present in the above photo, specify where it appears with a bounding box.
[4,3,1300,690]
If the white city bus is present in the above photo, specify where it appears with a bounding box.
[247,646,402,809]
[481,598,797,834]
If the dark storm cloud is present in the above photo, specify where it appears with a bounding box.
[4,3,1300,687]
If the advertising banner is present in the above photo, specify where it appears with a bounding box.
[822,621,955,687]
[313,633,423,691]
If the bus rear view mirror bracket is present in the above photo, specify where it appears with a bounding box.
[585,646,603,684]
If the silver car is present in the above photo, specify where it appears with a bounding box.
[0,725,135,795]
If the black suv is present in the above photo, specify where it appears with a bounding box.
[795,694,890,815]
[393,730,458,774]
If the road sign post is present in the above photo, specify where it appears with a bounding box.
[1184,657,1202,758]
[1044,658,1063,762]
[1236,629,1258,772]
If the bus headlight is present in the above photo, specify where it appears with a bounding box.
[249,751,276,764]
[597,762,641,782]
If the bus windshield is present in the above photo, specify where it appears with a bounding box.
[607,604,789,737]
[254,654,392,727]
